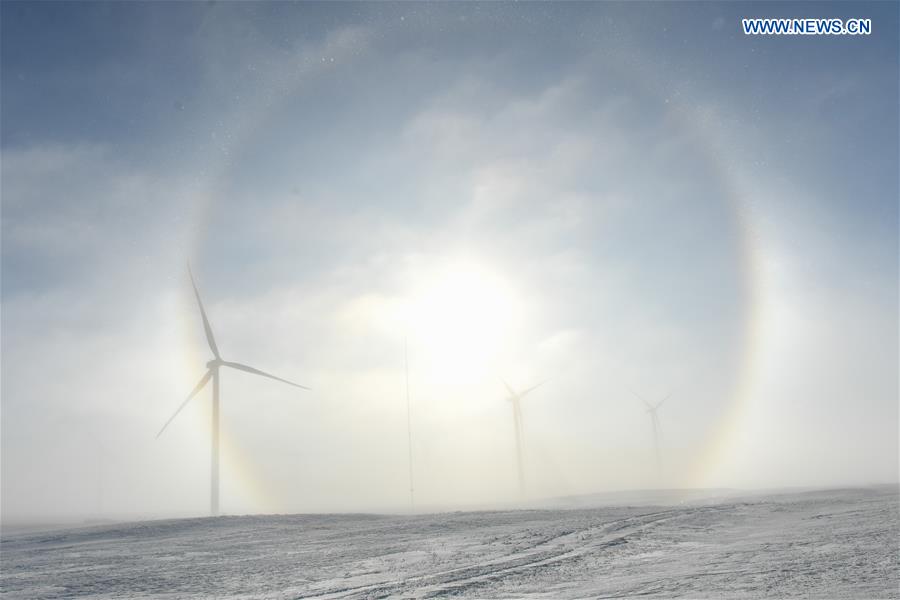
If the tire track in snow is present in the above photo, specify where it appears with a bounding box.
[297,506,721,599]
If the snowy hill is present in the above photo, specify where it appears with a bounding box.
[1,486,897,599]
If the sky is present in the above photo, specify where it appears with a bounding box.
[1,1,897,522]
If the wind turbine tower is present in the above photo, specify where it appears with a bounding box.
[157,266,309,516]
[501,378,546,496]
[632,390,671,476]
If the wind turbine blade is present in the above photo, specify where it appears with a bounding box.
[222,361,310,390]
[655,392,672,410]
[629,388,652,410]
[500,377,517,399]
[518,380,547,399]
[156,370,212,438]
[188,265,220,359]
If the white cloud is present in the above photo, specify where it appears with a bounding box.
[3,7,895,522]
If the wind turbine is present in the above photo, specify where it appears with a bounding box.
[631,389,671,476]
[501,378,546,496]
[157,267,309,516]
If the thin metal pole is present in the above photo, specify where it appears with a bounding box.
[405,337,414,512]
[96,441,104,517]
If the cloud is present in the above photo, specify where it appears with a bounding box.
[2,3,896,520]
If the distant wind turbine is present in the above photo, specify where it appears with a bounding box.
[157,266,309,516]
[501,378,546,496]
[631,389,671,475]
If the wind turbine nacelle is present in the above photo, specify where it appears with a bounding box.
[207,359,222,369]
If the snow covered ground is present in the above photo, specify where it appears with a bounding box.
[2,486,897,599]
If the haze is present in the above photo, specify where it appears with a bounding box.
[2,2,897,524]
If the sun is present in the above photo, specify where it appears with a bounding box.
[402,259,521,385]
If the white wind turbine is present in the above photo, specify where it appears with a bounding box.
[157,267,309,516]
[501,378,546,496]
[631,389,671,476]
